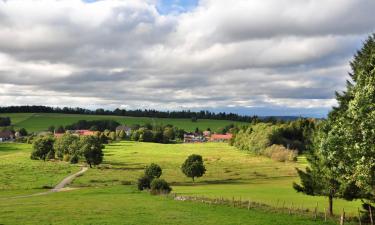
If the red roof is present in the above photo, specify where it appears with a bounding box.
[210,133,233,141]
[76,130,95,136]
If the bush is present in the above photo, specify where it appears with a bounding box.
[150,178,172,195]
[137,175,151,190]
[144,163,162,179]
[263,144,297,162]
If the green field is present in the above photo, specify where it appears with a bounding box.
[0,113,246,132]
[0,141,360,224]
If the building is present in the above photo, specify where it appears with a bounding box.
[55,130,95,138]
[203,130,211,137]
[0,130,14,142]
[184,133,206,143]
[116,125,132,136]
[210,133,233,142]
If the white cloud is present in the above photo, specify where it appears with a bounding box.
[0,0,374,116]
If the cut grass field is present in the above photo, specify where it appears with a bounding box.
[0,141,360,224]
[0,113,247,132]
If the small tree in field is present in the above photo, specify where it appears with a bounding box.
[181,154,206,182]
[145,163,162,179]
[80,136,104,168]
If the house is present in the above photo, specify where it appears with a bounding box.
[55,130,95,138]
[184,133,206,143]
[116,125,132,136]
[203,130,211,137]
[0,130,14,142]
[210,133,233,142]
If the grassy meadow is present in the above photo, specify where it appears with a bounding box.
[0,113,246,132]
[0,141,361,225]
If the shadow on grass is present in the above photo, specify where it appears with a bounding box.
[171,178,244,186]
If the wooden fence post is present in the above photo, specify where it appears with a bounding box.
[324,207,327,222]
[340,208,345,225]
[369,205,373,225]
[247,200,251,210]
[357,208,361,225]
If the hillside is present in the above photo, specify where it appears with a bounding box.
[0,113,247,132]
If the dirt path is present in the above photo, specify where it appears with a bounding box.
[2,166,88,199]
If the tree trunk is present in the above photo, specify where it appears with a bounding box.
[192,177,195,182]
[89,162,92,168]
[328,194,333,216]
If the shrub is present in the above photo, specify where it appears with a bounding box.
[137,175,151,190]
[144,163,162,179]
[70,154,79,164]
[263,144,297,162]
[150,178,172,195]
[30,136,55,161]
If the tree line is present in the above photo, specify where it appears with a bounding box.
[0,105,296,123]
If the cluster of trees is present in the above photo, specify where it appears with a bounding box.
[0,105,299,123]
[50,120,121,133]
[137,154,206,195]
[231,119,315,161]
[0,117,11,126]
[31,134,104,168]
[137,163,172,195]
[130,124,185,144]
[294,34,375,218]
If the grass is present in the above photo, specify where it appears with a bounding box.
[0,186,341,225]
[0,113,247,132]
[0,141,360,224]
[72,141,361,215]
[0,143,80,197]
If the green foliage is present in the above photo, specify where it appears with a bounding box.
[54,134,80,160]
[181,154,206,182]
[31,136,55,161]
[317,34,375,203]
[65,120,120,132]
[0,117,11,126]
[233,119,316,161]
[137,175,151,190]
[150,178,172,195]
[80,136,104,167]
[144,163,162,179]
[18,128,28,136]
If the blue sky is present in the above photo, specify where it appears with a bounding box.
[0,0,374,117]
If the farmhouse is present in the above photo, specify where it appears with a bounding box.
[116,125,132,136]
[183,133,206,143]
[0,130,14,142]
[210,133,233,142]
[54,130,95,138]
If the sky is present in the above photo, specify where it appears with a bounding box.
[0,0,374,117]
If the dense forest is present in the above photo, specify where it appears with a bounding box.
[0,105,297,123]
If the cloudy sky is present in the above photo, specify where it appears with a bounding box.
[0,0,374,117]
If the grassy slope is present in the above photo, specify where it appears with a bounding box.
[0,143,80,197]
[0,142,359,224]
[72,141,360,215]
[0,113,247,132]
[0,186,340,225]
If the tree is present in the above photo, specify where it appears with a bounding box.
[31,136,55,161]
[320,34,375,202]
[163,127,175,143]
[80,136,104,168]
[295,34,375,214]
[293,128,360,216]
[145,163,162,179]
[56,126,65,133]
[0,117,11,126]
[181,154,206,182]
[54,134,80,160]
[150,178,172,195]
[137,175,151,190]
[47,125,55,133]
[118,130,126,139]
[18,128,28,136]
